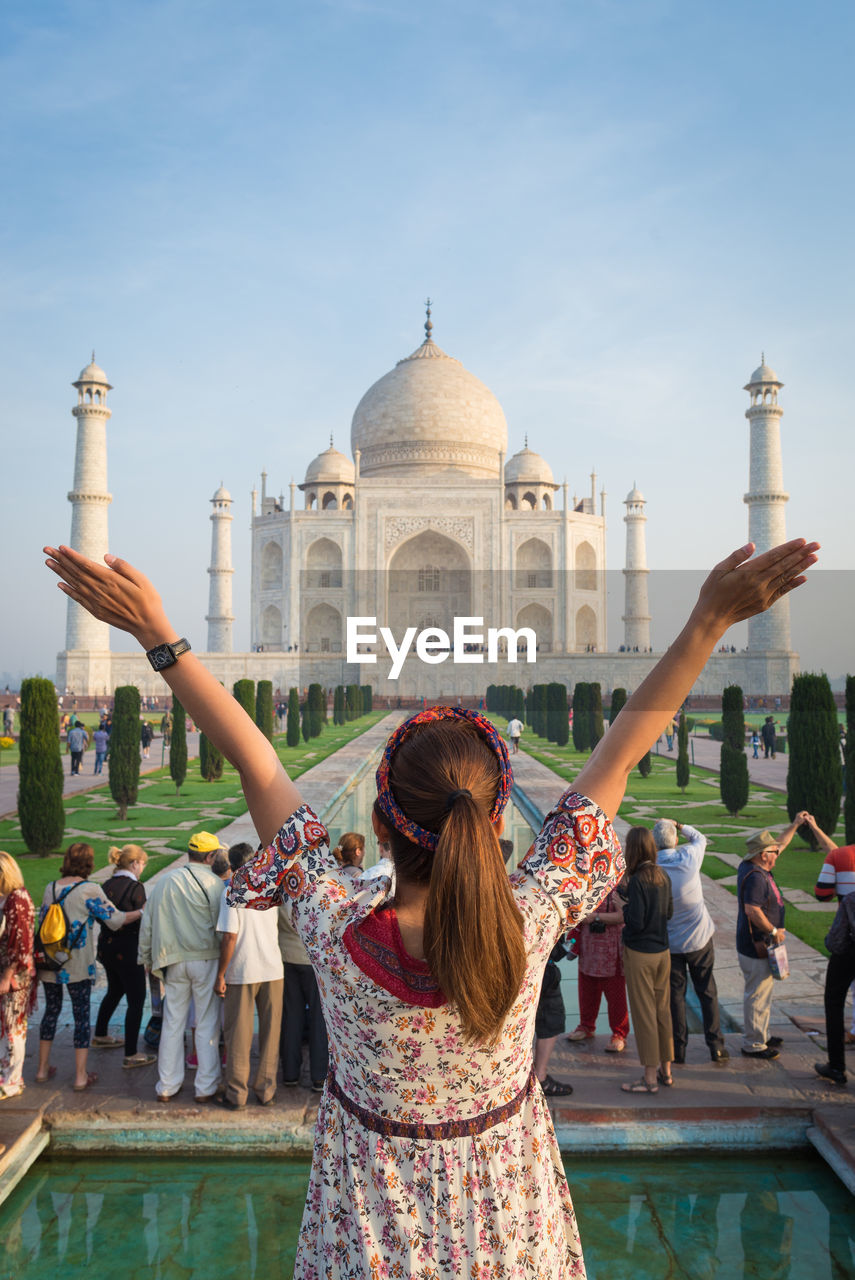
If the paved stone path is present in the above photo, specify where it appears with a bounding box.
[2,721,853,1200]
[687,733,788,791]
[0,733,201,819]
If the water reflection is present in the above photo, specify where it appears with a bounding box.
[2,1156,853,1280]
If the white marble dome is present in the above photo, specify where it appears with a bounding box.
[625,484,645,503]
[504,444,554,486]
[305,442,355,485]
[351,335,508,478]
[212,483,231,501]
[746,361,782,387]
[74,359,111,388]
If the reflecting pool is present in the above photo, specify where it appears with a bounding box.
[0,1153,851,1279]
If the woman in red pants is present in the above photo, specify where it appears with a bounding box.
[566,887,629,1052]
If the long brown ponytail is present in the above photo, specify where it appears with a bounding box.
[377,719,526,1045]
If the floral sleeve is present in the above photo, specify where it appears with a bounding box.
[227,804,332,913]
[514,790,625,933]
[85,886,127,931]
[5,890,35,976]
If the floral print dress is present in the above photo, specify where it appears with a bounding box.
[230,789,624,1280]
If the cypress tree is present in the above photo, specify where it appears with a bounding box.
[845,675,855,845]
[333,685,344,726]
[572,683,589,751]
[787,673,843,846]
[720,686,749,816]
[637,749,652,778]
[361,685,373,714]
[545,683,561,743]
[199,732,224,782]
[610,688,627,725]
[110,685,141,819]
[308,683,324,738]
[170,696,187,794]
[513,686,525,722]
[233,678,255,720]
[286,688,301,747]
[301,698,311,742]
[676,712,690,793]
[533,685,548,738]
[18,676,65,856]
[255,679,274,742]
[346,684,360,721]
[589,683,604,748]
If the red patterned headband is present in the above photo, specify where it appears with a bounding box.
[375,706,512,851]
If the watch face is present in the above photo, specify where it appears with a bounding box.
[150,645,173,670]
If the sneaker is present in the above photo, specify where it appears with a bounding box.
[566,1026,595,1042]
[741,1046,779,1060]
[814,1061,847,1086]
[605,1036,626,1053]
[766,1036,783,1048]
[185,1053,198,1068]
[710,1048,730,1063]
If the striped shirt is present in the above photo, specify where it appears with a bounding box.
[815,845,855,901]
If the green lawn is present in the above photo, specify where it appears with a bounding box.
[521,728,845,957]
[6,710,388,902]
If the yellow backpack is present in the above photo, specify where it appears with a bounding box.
[33,882,81,971]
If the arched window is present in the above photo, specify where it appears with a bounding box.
[522,491,537,510]
[261,604,282,648]
[515,538,553,589]
[305,537,343,588]
[304,603,342,653]
[94,390,101,403]
[575,541,597,591]
[505,492,518,510]
[516,602,552,652]
[542,493,552,510]
[418,565,441,592]
[261,540,283,590]
[305,490,317,510]
[322,492,337,509]
[342,493,353,509]
[576,604,597,650]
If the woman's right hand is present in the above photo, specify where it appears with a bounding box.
[44,545,175,650]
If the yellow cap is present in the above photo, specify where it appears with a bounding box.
[188,831,221,854]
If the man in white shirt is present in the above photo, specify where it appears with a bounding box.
[507,717,523,755]
[654,819,728,1065]
[214,845,283,1109]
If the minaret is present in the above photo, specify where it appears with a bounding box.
[206,484,234,652]
[744,358,791,652]
[66,356,112,653]
[622,483,651,651]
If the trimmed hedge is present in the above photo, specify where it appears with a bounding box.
[286,688,301,747]
[170,696,187,793]
[18,677,65,856]
[720,686,749,815]
[255,680,274,742]
[199,732,224,782]
[110,686,141,819]
[787,673,843,846]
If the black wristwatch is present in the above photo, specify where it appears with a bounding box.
[146,638,191,671]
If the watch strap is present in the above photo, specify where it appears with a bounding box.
[146,638,192,672]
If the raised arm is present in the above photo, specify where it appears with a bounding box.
[575,539,819,820]
[44,544,301,845]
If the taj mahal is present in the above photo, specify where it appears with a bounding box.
[56,310,799,699]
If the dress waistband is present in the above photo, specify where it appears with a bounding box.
[326,1068,536,1140]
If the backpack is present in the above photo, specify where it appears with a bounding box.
[33,882,83,971]
[825,894,855,957]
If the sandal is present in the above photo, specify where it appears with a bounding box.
[657,1069,673,1087]
[539,1074,574,1097]
[34,1066,57,1084]
[621,1077,659,1093]
[123,1053,157,1069]
[72,1072,98,1092]
[0,1083,25,1100]
[91,1035,124,1049]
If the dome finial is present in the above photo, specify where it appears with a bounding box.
[761,350,765,366]
[524,433,528,448]
[424,297,433,343]
[92,348,95,364]
[330,433,334,448]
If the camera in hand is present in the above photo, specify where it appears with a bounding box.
[588,918,606,934]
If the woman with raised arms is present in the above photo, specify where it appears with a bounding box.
[44,536,817,1280]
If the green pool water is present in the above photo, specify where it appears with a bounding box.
[1,1153,852,1279]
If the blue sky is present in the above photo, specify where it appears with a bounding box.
[2,0,852,682]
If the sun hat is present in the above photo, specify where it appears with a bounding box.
[743,830,780,861]
[188,831,221,854]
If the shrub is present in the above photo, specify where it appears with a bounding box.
[199,732,224,782]
[720,686,749,815]
[255,680,274,742]
[572,683,589,751]
[532,685,548,738]
[286,688,301,747]
[637,750,652,778]
[609,688,627,725]
[546,683,565,744]
[233,679,255,720]
[346,684,361,721]
[17,676,64,856]
[169,696,187,793]
[676,713,690,792]
[589,683,604,748]
[110,686,141,819]
[787,673,843,847]
[845,675,855,845]
[361,685,373,714]
[308,684,324,738]
[301,698,311,742]
[333,685,345,726]
[708,722,724,741]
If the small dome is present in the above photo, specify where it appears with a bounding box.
[304,443,355,486]
[504,444,555,486]
[746,361,782,388]
[625,484,645,503]
[74,359,111,388]
[212,484,231,501]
